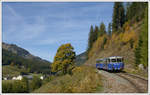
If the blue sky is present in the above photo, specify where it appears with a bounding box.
[2,2,114,62]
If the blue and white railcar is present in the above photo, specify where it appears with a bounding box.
[96,56,124,71]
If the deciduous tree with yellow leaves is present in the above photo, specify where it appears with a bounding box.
[51,43,76,75]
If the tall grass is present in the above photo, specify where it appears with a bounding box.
[34,66,102,93]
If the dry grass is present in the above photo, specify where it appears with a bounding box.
[34,66,102,93]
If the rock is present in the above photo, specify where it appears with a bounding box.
[138,64,144,70]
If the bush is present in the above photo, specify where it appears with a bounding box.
[30,76,42,91]
[42,75,56,85]
[2,78,29,93]
[2,81,13,93]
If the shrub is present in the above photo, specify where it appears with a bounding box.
[30,76,42,91]
[42,75,56,85]
[2,78,29,93]
[2,81,13,93]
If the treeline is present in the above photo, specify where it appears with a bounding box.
[87,22,108,56]
[87,2,148,67]
[2,49,51,74]
[135,6,148,67]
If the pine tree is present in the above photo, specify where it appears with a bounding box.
[87,25,94,53]
[93,26,99,41]
[135,6,148,67]
[108,23,112,36]
[52,43,76,75]
[112,2,125,32]
[126,2,147,22]
[140,6,148,67]
[99,22,106,36]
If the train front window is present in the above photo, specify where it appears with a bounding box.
[111,59,116,62]
[117,58,122,62]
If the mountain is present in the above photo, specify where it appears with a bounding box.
[2,42,50,63]
[2,42,51,74]
[75,52,87,66]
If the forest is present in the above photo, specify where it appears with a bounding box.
[87,2,148,68]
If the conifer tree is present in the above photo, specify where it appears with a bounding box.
[87,25,94,53]
[99,22,106,36]
[112,2,125,32]
[108,23,112,36]
[135,6,148,67]
[139,6,148,67]
[93,26,99,41]
[126,2,147,22]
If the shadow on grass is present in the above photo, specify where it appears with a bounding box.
[97,68,126,73]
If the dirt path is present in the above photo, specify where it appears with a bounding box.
[97,70,148,93]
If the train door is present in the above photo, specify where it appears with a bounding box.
[103,59,108,70]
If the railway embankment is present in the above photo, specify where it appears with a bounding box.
[97,70,148,93]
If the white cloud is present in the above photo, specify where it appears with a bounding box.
[6,5,22,19]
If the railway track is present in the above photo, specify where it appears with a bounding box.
[115,72,148,93]
[96,69,148,93]
[86,64,148,93]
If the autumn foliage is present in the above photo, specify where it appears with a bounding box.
[51,43,76,75]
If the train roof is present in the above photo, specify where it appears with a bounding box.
[96,58,103,61]
[96,56,123,60]
[108,56,123,59]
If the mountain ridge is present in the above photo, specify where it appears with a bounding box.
[2,42,51,63]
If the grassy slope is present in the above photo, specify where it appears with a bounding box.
[34,66,102,93]
[2,65,26,78]
[86,21,147,78]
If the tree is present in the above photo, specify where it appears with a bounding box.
[99,22,106,36]
[93,26,99,41]
[21,77,29,92]
[87,25,94,53]
[52,43,76,75]
[140,6,148,67]
[126,2,147,22]
[10,62,15,66]
[108,23,112,36]
[135,37,142,66]
[30,76,42,91]
[135,6,148,68]
[112,2,125,32]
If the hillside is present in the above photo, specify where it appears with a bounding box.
[2,42,50,63]
[2,43,51,77]
[33,66,102,93]
[2,65,27,78]
[86,21,147,77]
[75,52,87,66]
[85,3,148,77]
